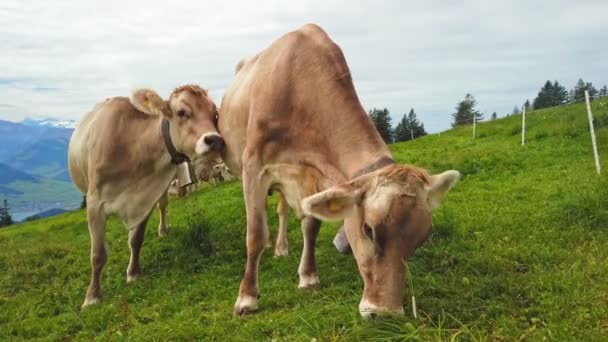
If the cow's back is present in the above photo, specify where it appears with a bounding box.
[219,24,366,177]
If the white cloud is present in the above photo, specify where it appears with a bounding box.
[0,0,607,132]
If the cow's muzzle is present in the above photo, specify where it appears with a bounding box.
[196,132,225,155]
[359,298,404,319]
[204,134,225,152]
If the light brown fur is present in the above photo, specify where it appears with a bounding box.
[219,24,459,317]
[69,86,222,308]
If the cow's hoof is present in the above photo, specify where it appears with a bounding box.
[274,245,288,257]
[126,273,141,283]
[81,296,100,309]
[158,226,169,238]
[298,273,320,290]
[233,294,258,316]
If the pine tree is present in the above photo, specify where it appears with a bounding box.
[393,113,411,142]
[394,108,427,142]
[0,199,14,228]
[599,85,608,97]
[533,81,552,109]
[491,112,497,120]
[572,78,598,101]
[511,106,521,116]
[553,81,569,105]
[408,108,427,139]
[368,107,393,143]
[452,94,483,127]
[533,80,568,109]
[523,99,531,112]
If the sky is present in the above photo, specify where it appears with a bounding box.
[0,1,607,133]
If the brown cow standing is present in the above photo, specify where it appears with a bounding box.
[68,85,224,308]
[218,24,460,317]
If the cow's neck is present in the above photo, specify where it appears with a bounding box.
[153,118,178,173]
[114,117,176,229]
[324,106,393,181]
[133,117,176,184]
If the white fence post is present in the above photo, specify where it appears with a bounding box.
[473,115,476,139]
[521,107,526,145]
[585,90,601,175]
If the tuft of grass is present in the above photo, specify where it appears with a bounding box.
[182,213,214,257]
[534,131,549,140]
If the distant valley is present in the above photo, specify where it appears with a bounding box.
[0,117,81,221]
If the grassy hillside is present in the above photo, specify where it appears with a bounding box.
[1,99,607,340]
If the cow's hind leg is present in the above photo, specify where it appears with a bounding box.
[274,192,289,257]
[157,190,169,237]
[127,213,151,283]
[82,199,108,308]
[298,217,321,289]
[234,158,270,315]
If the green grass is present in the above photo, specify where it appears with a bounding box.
[1,99,607,340]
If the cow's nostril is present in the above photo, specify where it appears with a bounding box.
[204,135,225,152]
[370,313,377,319]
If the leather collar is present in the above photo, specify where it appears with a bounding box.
[352,156,395,179]
[161,118,190,165]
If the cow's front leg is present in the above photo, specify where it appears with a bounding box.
[234,162,270,315]
[298,217,321,289]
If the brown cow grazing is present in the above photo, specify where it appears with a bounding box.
[218,24,460,317]
[68,85,224,308]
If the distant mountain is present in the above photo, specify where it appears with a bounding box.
[4,136,71,180]
[21,208,68,222]
[0,162,37,196]
[0,120,47,161]
[0,119,73,157]
[0,185,21,195]
[20,117,77,129]
[0,118,79,214]
[0,162,38,184]
[52,169,73,182]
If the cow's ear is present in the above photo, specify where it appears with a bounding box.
[130,88,171,117]
[302,183,364,221]
[426,170,460,209]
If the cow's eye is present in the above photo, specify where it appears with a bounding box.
[363,224,374,241]
[177,109,188,118]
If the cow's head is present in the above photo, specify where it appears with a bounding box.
[131,86,224,160]
[302,165,459,318]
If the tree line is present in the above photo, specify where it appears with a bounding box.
[452,77,607,127]
[368,107,428,143]
[514,78,606,116]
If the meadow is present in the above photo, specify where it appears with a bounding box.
[1,99,607,340]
